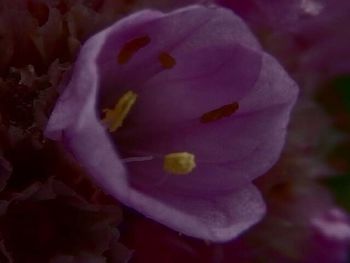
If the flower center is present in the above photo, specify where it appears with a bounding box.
[102,90,137,132]
[102,92,196,175]
[163,152,196,175]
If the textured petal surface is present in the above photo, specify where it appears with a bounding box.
[46,5,298,241]
[128,183,266,241]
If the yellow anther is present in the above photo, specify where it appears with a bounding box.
[102,90,137,132]
[163,152,196,175]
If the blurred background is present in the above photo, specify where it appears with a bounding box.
[0,0,349,262]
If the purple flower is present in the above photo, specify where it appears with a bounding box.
[45,5,298,241]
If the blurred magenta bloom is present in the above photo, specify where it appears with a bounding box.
[45,5,298,241]
[307,208,350,262]
[217,0,350,79]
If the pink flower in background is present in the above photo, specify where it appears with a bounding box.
[45,5,298,241]
[217,0,350,80]
[307,208,350,262]
[220,175,350,263]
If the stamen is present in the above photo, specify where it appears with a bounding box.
[158,52,176,69]
[118,35,151,64]
[102,90,137,132]
[200,102,239,123]
[163,152,196,175]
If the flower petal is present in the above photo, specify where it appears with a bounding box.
[126,182,266,242]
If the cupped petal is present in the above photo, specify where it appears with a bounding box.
[126,183,266,242]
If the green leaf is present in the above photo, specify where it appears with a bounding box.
[333,75,350,113]
[323,173,350,212]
